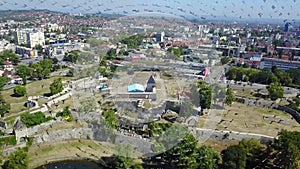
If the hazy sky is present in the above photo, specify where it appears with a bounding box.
[0,0,299,21]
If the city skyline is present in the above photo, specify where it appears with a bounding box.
[0,0,299,21]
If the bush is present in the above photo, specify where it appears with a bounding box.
[56,107,73,122]
[0,136,17,147]
[20,112,53,128]
[102,109,119,129]
[13,85,26,97]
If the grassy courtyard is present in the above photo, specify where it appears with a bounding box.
[199,102,300,137]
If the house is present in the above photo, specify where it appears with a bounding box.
[3,60,14,71]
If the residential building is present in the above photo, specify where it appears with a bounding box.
[260,58,300,71]
[15,29,45,48]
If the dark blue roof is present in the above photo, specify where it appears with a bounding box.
[147,76,156,84]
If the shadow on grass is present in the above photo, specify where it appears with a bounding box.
[10,93,25,98]
[43,93,52,97]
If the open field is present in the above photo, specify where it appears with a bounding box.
[28,140,117,168]
[199,102,300,137]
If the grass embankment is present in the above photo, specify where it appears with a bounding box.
[28,140,116,168]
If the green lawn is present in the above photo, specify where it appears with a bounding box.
[1,76,73,117]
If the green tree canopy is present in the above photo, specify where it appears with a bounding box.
[0,94,10,117]
[0,50,20,64]
[287,67,300,86]
[63,50,80,63]
[2,148,28,169]
[102,108,119,129]
[154,133,220,169]
[13,85,26,97]
[50,78,63,95]
[112,144,143,169]
[39,59,53,78]
[16,65,33,85]
[195,80,212,110]
[267,82,284,100]
[273,130,300,169]
[120,34,145,49]
[221,145,247,169]
[20,112,53,128]
[196,146,220,169]
[0,76,9,90]
[225,88,234,106]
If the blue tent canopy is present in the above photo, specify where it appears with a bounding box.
[128,84,145,92]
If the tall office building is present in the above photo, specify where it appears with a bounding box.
[156,32,165,43]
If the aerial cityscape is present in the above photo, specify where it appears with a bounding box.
[0,0,300,169]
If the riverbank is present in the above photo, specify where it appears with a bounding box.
[28,139,116,169]
[35,158,104,169]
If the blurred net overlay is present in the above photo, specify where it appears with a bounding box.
[1,0,299,160]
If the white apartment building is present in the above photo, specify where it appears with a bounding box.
[15,29,45,48]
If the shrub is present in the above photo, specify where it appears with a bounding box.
[13,85,26,97]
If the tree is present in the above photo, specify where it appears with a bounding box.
[63,50,80,63]
[13,85,26,97]
[39,59,53,78]
[98,67,109,77]
[221,145,247,169]
[113,144,143,169]
[0,50,20,64]
[254,69,278,84]
[196,146,220,169]
[30,63,43,79]
[0,76,9,90]
[272,66,292,86]
[267,82,284,100]
[238,139,264,169]
[16,65,32,85]
[34,44,43,54]
[195,81,212,110]
[0,95,10,117]
[273,130,300,169]
[221,57,231,65]
[106,48,117,60]
[225,88,234,106]
[287,67,300,86]
[66,68,75,77]
[20,112,53,128]
[120,34,145,49]
[162,133,198,169]
[2,148,28,169]
[102,109,119,129]
[168,47,184,57]
[50,78,63,95]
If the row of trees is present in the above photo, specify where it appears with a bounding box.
[15,59,53,85]
[140,130,300,169]
[225,66,300,87]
